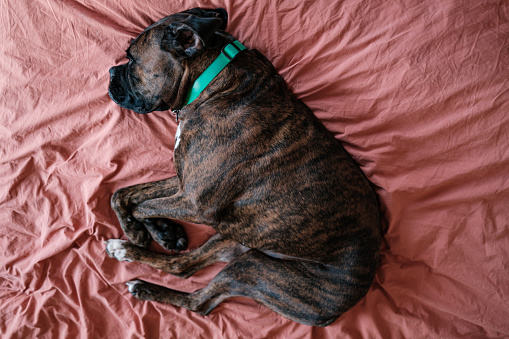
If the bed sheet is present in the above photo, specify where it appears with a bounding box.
[1,0,508,338]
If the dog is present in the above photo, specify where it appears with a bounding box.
[105,7,381,327]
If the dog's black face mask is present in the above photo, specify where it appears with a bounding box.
[108,8,228,114]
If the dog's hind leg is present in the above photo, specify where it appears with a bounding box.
[105,233,248,278]
[124,249,365,327]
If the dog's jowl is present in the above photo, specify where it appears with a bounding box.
[106,7,381,327]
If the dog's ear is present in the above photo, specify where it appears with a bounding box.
[161,9,227,58]
[183,8,228,30]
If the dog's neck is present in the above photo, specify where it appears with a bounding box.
[170,40,246,120]
[185,41,246,106]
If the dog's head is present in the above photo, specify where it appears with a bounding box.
[108,8,228,113]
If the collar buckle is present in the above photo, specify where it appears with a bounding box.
[172,109,181,122]
[221,41,243,61]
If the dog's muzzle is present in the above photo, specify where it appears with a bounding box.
[108,65,151,114]
[108,66,128,104]
[108,66,170,114]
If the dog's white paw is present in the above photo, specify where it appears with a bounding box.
[105,239,132,262]
[126,280,143,293]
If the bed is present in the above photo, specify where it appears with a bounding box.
[1,0,508,337]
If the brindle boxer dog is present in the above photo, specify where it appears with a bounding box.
[105,7,381,327]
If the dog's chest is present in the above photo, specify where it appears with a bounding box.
[174,122,182,151]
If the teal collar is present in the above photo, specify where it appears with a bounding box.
[173,40,246,120]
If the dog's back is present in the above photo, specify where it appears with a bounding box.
[175,48,381,266]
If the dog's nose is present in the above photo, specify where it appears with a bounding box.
[109,67,116,78]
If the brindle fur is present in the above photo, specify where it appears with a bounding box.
[106,8,381,327]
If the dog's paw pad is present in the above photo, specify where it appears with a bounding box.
[105,239,132,262]
[143,219,188,252]
[176,236,187,251]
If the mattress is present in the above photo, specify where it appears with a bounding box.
[1,0,508,337]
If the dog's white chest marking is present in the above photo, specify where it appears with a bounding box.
[175,122,182,151]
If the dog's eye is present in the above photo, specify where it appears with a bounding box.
[126,50,136,63]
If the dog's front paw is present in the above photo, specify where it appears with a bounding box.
[105,239,134,262]
[111,189,152,248]
[143,218,188,252]
[123,217,152,248]
[126,280,157,301]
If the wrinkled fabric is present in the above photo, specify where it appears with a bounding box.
[1,0,508,338]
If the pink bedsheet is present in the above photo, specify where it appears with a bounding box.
[1,0,508,337]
